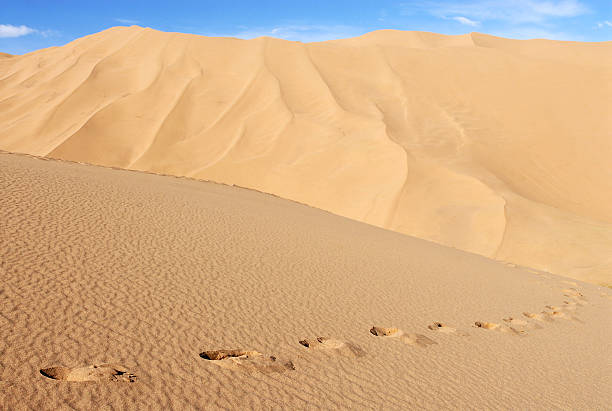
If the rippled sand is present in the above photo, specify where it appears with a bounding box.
[1,152,610,409]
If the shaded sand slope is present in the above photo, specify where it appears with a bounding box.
[1,152,611,409]
[1,27,611,284]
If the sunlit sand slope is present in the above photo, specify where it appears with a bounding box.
[1,152,611,409]
[0,27,611,283]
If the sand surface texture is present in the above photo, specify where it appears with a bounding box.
[1,27,611,284]
[1,152,611,409]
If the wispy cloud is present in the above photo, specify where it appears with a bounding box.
[0,24,36,38]
[595,20,612,29]
[452,16,480,26]
[403,0,589,24]
[206,24,364,42]
[115,18,140,25]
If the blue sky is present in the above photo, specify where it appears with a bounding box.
[1,0,611,54]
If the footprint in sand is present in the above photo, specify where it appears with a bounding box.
[199,349,295,373]
[523,311,552,322]
[370,326,437,348]
[562,288,587,302]
[543,307,584,323]
[503,316,543,331]
[562,300,580,310]
[299,337,366,358]
[427,322,469,336]
[522,310,565,323]
[474,321,526,336]
[40,364,137,382]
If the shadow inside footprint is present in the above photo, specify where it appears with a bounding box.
[370,326,437,348]
[370,326,400,337]
[40,364,137,382]
[199,349,295,373]
[299,337,366,357]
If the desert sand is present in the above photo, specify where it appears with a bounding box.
[0,27,611,284]
[0,151,611,409]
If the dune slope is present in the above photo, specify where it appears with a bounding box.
[0,152,611,409]
[0,27,611,284]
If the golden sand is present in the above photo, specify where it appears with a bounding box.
[1,27,610,284]
[1,152,610,409]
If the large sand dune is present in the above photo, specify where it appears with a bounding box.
[0,27,611,284]
[1,152,611,409]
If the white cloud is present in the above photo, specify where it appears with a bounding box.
[452,16,480,26]
[115,18,140,25]
[206,24,365,43]
[0,24,36,38]
[403,0,589,24]
[595,20,612,29]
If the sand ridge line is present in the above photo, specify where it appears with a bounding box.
[0,150,322,216]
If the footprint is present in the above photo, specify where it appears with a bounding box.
[563,295,588,305]
[40,364,136,382]
[547,310,566,319]
[562,289,587,301]
[562,301,579,310]
[299,337,366,357]
[427,322,469,336]
[562,280,578,287]
[474,321,526,336]
[474,321,500,330]
[523,311,559,323]
[370,326,437,348]
[523,312,549,322]
[543,309,584,323]
[199,350,295,373]
[502,317,527,326]
[503,316,543,331]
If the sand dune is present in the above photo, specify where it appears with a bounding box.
[0,152,610,409]
[0,27,611,284]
